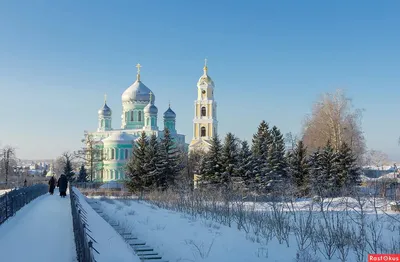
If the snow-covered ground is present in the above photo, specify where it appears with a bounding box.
[87,196,400,262]
[73,188,140,262]
[90,197,274,262]
[0,188,76,262]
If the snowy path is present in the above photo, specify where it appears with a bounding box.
[0,188,76,262]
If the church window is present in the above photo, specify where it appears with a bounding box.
[138,111,142,121]
[111,148,115,159]
[125,149,129,159]
[201,107,206,117]
[130,111,134,121]
[201,127,206,137]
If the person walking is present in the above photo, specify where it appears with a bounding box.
[57,174,68,198]
[48,176,56,195]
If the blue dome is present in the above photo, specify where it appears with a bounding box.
[98,103,112,117]
[163,107,176,118]
[144,103,158,115]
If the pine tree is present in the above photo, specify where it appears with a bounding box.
[309,149,323,196]
[236,140,256,191]
[126,131,148,194]
[221,133,240,188]
[317,141,339,197]
[287,140,310,196]
[144,133,160,189]
[266,126,287,194]
[155,128,181,190]
[63,158,75,182]
[42,169,47,177]
[77,164,88,182]
[251,121,272,191]
[336,142,362,194]
[202,134,224,184]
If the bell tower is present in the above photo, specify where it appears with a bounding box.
[189,59,218,152]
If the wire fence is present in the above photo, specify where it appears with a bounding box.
[0,184,48,225]
[70,186,99,262]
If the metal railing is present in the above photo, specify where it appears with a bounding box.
[0,184,48,225]
[70,186,99,262]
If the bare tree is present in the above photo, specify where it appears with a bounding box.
[365,149,389,168]
[53,157,65,176]
[365,149,390,215]
[75,131,103,182]
[302,89,366,162]
[0,146,16,185]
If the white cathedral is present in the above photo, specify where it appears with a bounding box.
[87,61,218,182]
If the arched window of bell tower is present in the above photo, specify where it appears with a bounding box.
[201,107,206,117]
[201,127,206,137]
[138,111,142,121]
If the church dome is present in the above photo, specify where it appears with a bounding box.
[144,103,158,115]
[122,80,155,103]
[163,106,176,119]
[121,64,155,103]
[144,91,157,115]
[197,62,214,86]
[46,165,56,177]
[98,102,112,117]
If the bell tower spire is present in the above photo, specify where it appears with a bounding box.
[203,58,208,74]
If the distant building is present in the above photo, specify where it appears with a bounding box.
[189,60,218,153]
[86,64,188,182]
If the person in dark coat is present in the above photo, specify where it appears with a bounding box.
[57,174,68,198]
[48,176,56,195]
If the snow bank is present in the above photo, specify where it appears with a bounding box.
[90,196,400,262]
[72,188,140,262]
[92,198,289,262]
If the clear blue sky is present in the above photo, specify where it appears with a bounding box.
[1,1,400,161]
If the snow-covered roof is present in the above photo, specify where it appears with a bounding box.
[121,79,155,103]
[363,165,397,171]
[102,132,134,143]
[163,106,176,118]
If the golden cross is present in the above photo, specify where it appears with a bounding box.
[169,100,171,107]
[136,63,142,74]
[104,94,107,103]
[204,58,207,67]
[149,91,153,102]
